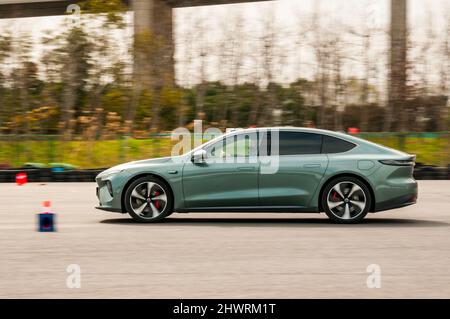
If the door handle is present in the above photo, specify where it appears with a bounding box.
[237,166,256,171]
[304,163,321,168]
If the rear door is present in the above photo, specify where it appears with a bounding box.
[258,130,328,207]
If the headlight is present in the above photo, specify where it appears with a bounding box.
[106,180,113,197]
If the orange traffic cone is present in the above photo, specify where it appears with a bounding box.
[38,201,56,232]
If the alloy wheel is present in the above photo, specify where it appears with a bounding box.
[129,182,168,219]
[326,181,367,220]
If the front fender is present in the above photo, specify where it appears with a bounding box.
[119,164,185,212]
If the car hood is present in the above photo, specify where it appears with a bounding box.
[99,156,183,176]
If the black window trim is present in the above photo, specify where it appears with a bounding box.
[202,129,359,158]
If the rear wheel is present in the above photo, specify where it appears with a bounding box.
[322,176,371,224]
[124,176,173,222]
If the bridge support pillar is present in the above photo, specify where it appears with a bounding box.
[132,0,175,87]
[386,0,407,131]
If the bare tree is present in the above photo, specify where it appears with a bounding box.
[220,10,245,126]
[330,32,345,131]
[177,13,195,127]
[439,9,450,131]
[193,12,209,120]
[348,1,383,131]
[259,5,278,126]
[440,10,450,98]
[0,31,12,129]
[309,0,333,129]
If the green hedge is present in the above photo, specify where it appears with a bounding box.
[0,133,448,168]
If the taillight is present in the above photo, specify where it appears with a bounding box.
[379,159,415,166]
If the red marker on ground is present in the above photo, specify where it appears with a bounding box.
[16,172,28,186]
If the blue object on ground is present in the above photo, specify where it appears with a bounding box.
[38,213,56,232]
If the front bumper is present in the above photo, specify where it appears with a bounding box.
[95,206,122,213]
[95,172,125,213]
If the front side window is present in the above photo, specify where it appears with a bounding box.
[206,133,258,158]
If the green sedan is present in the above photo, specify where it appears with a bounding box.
[95,127,418,224]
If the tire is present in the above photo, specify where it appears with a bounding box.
[322,176,372,224]
[124,176,173,223]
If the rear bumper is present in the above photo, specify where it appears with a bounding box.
[374,193,418,212]
[371,166,418,212]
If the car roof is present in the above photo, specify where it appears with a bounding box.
[225,127,407,155]
[228,127,353,140]
[194,126,408,157]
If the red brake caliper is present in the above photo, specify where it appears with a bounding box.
[332,191,338,201]
[153,191,160,209]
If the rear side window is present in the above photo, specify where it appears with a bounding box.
[275,131,322,155]
[321,135,356,154]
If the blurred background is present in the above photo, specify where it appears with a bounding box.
[0,0,448,169]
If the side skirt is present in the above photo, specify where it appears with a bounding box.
[177,206,320,213]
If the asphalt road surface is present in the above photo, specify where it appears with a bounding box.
[0,181,449,298]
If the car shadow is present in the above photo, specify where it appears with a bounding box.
[100,216,449,228]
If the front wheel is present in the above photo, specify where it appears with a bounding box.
[124,176,173,222]
[322,177,372,224]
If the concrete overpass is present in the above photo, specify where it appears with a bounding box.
[0,1,408,126]
[0,0,271,18]
[0,0,272,87]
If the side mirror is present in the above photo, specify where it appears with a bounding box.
[191,149,207,164]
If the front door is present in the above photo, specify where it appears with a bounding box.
[183,132,260,209]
